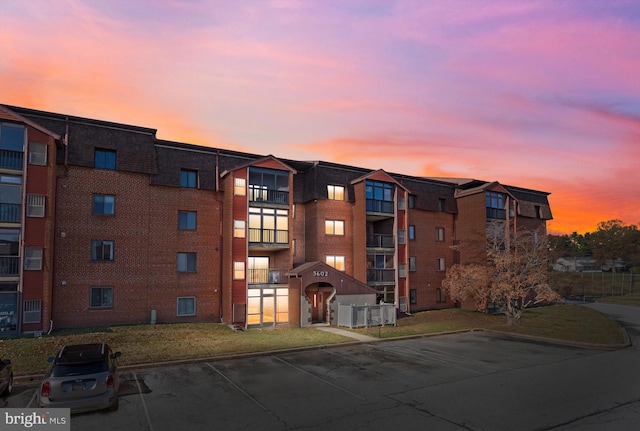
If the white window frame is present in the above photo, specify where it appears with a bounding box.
[436,227,445,242]
[327,185,345,201]
[234,177,246,196]
[27,194,45,217]
[24,247,43,270]
[23,299,41,323]
[234,261,245,280]
[326,255,345,271]
[436,257,446,272]
[325,219,344,236]
[234,220,246,238]
[29,142,47,165]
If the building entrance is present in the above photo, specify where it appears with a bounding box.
[305,284,334,324]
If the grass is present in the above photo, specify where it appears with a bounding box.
[595,292,640,307]
[0,305,627,377]
[355,305,626,345]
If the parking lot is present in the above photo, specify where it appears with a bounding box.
[6,324,640,431]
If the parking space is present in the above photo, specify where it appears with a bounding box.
[7,330,638,431]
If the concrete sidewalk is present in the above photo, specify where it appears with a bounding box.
[315,326,379,342]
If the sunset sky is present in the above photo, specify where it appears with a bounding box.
[1,0,639,235]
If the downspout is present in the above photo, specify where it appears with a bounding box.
[18,123,29,335]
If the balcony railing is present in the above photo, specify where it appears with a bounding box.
[0,256,19,277]
[366,268,395,284]
[248,186,289,205]
[366,199,394,214]
[486,207,506,220]
[0,203,20,223]
[0,150,23,170]
[366,233,394,248]
[248,269,288,285]
[249,228,289,244]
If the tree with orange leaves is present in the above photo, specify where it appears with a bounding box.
[443,229,561,326]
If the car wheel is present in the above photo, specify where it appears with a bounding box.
[1,374,12,396]
[109,394,119,411]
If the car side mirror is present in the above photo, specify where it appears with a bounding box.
[111,352,122,359]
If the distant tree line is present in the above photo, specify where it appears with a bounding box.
[549,220,640,270]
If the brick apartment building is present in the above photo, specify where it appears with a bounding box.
[0,104,552,335]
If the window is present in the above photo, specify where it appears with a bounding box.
[24,247,43,270]
[27,194,45,217]
[234,220,246,238]
[408,195,416,209]
[397,195,405,210]
[94,149,116,170]
[410,289,417,305]
[436,227,445,242]
[29,142,47,165]
[366,180,394,213]
[177,252,196,272]
[486,192,506,219]
[23,299,42,323]
[249,207,288,244]
[409,256,416,272]
[177,297,196,316]
[326,255,345,271]
[178,211,197,230]
[436,258,446,272]
[0,123,24,151]
[436,288,446,303]
[248,167,288,203]
[0,175,22,222]
[234,261,245,280]
[398,229,406,245]
[438,198,447,212]
[325,220,344,235]
[93,194,115,215]
[399,263,406,278]
[91,240,114,261]
[0,123,24,170]
[327,185,344,201]
[234,177,246,196]
[90,287,113,308]
[180,169,198,188]
[408,225,415,240]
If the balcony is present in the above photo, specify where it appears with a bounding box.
[0,150,23,170]
[248,268,288,285]
[366,268,395,285]
[248,186,289,205]
[486,207,506,220]
[0,204,20,223]
[249,228,289,251]
[366,199,394,214]
[366,233,394,249]
[0,256,19,277]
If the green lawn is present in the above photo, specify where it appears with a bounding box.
[0,304,627,377]
[595,292,640,307]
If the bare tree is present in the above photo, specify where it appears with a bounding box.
[443,229,561,326]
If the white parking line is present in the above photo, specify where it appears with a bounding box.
[205,362,272,413]
[132,371,154,431]
[272,355,366,401]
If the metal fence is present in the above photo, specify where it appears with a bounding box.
[549,270,637,300]
[337,303,396,328]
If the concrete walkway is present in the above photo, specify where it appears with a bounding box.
[315,326,379,342]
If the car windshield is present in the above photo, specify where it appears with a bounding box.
[51,360,108,377]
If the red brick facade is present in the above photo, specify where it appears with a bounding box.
[0,104,552,334]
